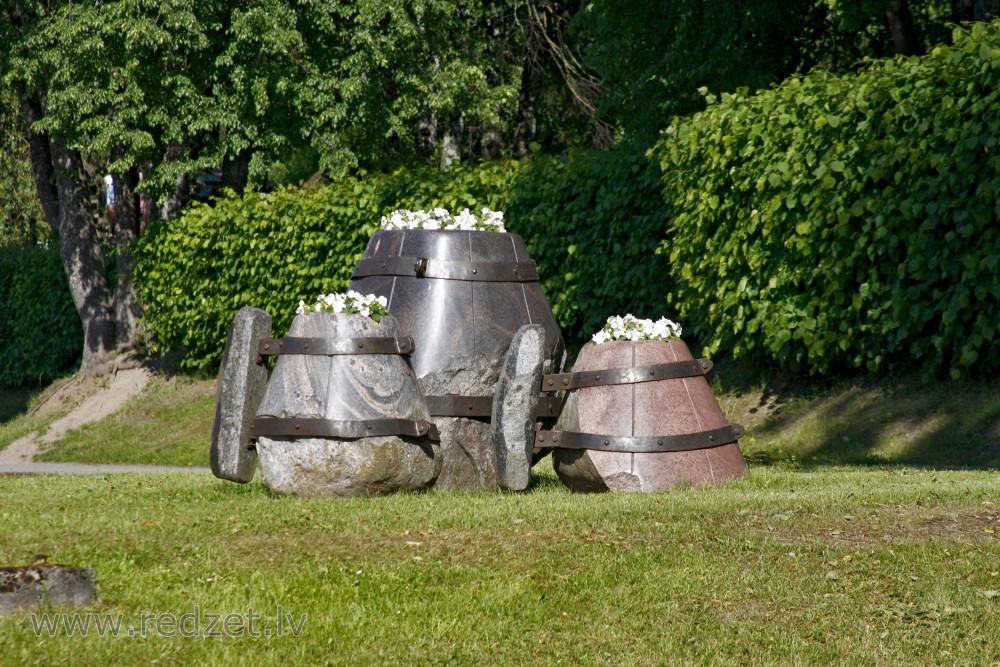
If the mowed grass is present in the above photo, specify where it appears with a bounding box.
[0,465,998,665]
[2,368,999,663]
[33,374,216,467]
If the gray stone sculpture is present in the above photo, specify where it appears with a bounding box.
[211,307,272,483]
[253,312,440,496]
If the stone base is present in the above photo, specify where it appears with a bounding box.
[433,418,497,491]
[257,436,440,497]
[0,565,98,614]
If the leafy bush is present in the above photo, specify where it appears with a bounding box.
[134,146,670,371]
[507,147,671,347]
[653,21,1000,378]
[0,245,81,386]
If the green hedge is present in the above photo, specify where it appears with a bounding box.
[0,245,81,386]
[653,21,1000,378]
[134,145,670,371]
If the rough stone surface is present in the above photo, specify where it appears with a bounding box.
[552,339,747,492]
[416,355,500,397]
[0,566,98,614]
[256,436,439,497]
[428,418,497,491]
[211,307,272,483]
[493,325,545,491]
[415,355,499,491]
[255,312,439,496]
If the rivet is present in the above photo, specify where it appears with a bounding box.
[367,424,373,430]
[596,375,601,380]
[358,342,364,348]
[649,370,655,376]
[472,268,478,274]
[562,379,569,386]
[538,434,545,443]
[603,440,610,446]
[701,360,708,368]
[547,379,553,386]
[263,343,270,350]
[657,440,664,446]
[709,435,715,441]
[467,404,473,411]
[278,341,284,347]
[294,423,300,430]
[304,343,310,349]
[552,436,559,443]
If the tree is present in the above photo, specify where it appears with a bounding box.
[1,0,586,371]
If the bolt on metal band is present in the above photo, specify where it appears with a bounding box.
[257,336,415,358]
[541,358,713,391]
[534,424,744,453]
[424,395,563,418]
[352,257,539,282]
[250,417,439,441]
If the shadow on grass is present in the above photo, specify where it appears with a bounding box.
[0,386,46,425]
[743,373,1000,470]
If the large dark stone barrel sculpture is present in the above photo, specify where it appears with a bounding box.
[350,229,564,490]
[542,338,747,492]
[250,311,441,496]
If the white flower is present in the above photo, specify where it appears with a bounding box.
[379,208,508,232]
[296,291,390,321]
[591,314,683,344]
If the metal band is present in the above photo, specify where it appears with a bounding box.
[250,417,439,441]
[258,336,415,357]
[352,257,539,282]
[426,395,492,417]
[534,424,744,453]
[425,395,563,418]
[541,359,712,391]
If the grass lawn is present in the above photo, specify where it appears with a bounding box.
[32,374,215,468]
[2,367,999,664]
[0,464,998,665]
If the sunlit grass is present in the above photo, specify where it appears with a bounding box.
[0,466,998,665]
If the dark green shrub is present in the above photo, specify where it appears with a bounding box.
[653,21,1000,378]
[134,146,670,371]
[507,146,671,348]
[0,245,81,386]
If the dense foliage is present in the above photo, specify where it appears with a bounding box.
[134,145,669,370]
[653,21,1000,378]
[0,245,81,385]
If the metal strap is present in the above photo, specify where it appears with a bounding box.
[541,359,712,391]
[425,395,563,418]
[258,336,414,357]
[426,395,492,417]
[250,417,439,441]
[534,424,744,453]
[352,257,539,282]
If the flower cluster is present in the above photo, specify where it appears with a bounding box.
[380,207,506,232]
[591,315,683,344]
[296,291,389,321]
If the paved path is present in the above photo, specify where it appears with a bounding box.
[0,463,212,476]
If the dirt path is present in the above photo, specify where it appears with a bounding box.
[0,367,153,464]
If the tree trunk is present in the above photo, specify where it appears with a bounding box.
[112,162,143,347]
[49,138,116,370]
[17,88,60,233]
[222,148,250,195]
[513,54,541,157]
[885,0,922,56]
[415,110,437,165]
[155,142,191,221]
[439,113,463,172]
